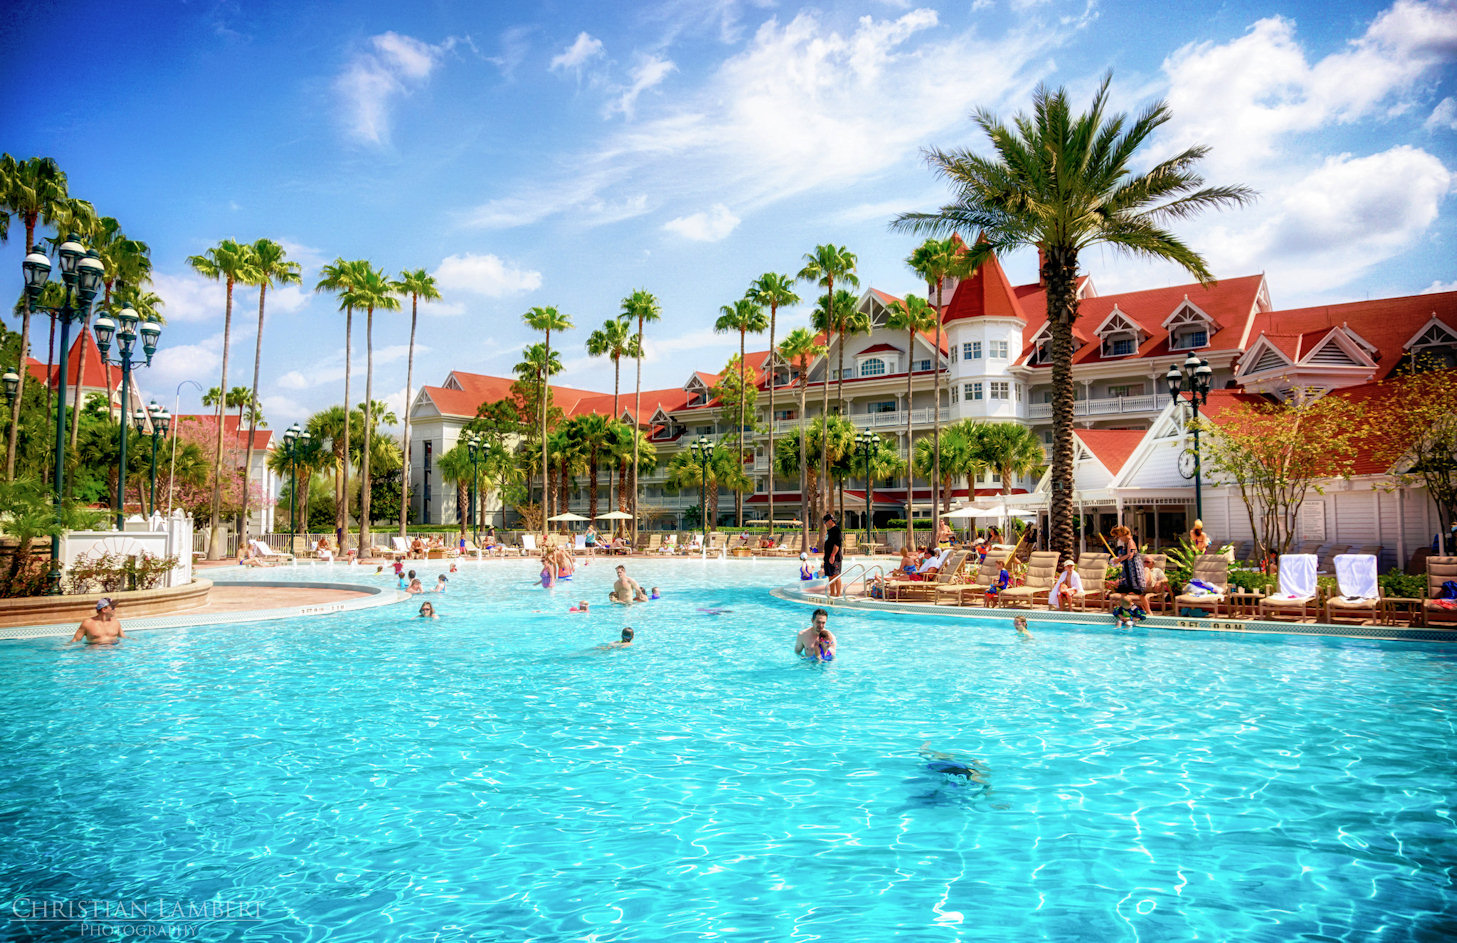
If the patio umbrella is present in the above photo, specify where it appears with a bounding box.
[941,505,997,519]
[547,512,590,522]
[595,510,634,520]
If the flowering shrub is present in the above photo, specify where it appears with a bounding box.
[67,549,179,594]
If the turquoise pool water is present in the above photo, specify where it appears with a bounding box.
[2,558,1454,941]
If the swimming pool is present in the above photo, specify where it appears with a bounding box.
[3,558,1454,941]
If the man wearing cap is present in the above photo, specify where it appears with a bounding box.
[821,513,844,598]
[1048,559,1083,610]
[71,599,125,645]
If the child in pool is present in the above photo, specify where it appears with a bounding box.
[814,628,836,662]
[1111,599,1147,629]
[799,553,815,581]
[649,587,660,600]
[570,600,590,613]
[1013,615,1031,638]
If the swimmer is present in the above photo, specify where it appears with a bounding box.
[434,575,448,593]
[70,599,124,645]
[375,565,384,575]
[918,742,990,784]
[570,600,591,613]
[449,561,458,573]
[596,627,634,650]
[795,608,835,658]
[407,578,424,595]
[813,628,835,662]
[418,602,438,619]
[392,560,404,577]
[608,564,647,604]
[798,552,815,581]
[1013,616,1031,638]
[1112,599,1147,629]
[649,587,660,600]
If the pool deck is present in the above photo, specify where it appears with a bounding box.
[0,579,409,641]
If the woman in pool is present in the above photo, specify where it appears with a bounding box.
[418,602,437,619]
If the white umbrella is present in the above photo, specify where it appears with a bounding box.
[595,510,633,520]
[942,505,999,519]
[547,512,590,522]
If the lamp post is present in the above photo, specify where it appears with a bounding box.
[2,369,18,411]
[23,236,104,592]
[690,434,713,546]
[280,423,309,540]
[133,401,170,516]
[464,432,482,545]
[1166,352,1214,523]
[855,431,876,549]
[94,304,162,530]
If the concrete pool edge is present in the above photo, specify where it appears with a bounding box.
[770,586,1457,644]
[0,580,410,641]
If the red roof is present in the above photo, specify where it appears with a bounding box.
[857,342,902,355]
[1074,429,1145,476]
[942,252,1028,325]
[172,413,274,450]
[24,332,109,392]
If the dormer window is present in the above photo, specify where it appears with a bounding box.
[1404,317,1457,370]
[860,357,886,377]
[1093,306,1146,359]
[1163,300,1214,351]
[1029,338,1050,365]
[1170,326,1208,350]
[1103,332,1138,358]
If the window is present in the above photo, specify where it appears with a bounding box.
[950,385,959,404]
[949,346,958,363]
[989,340,1009,358]
[696,426,713,436]
[1015,384,1022,402]
[965,342,981,360]
[990,381,1010,400]
[915,359,931,372]
[1029,340,1049,365]
[869,400,897,414]
[773,409,795,421]
[1171,327,1208,350]
[1102,334,1137,357]
[1107,383,1144,398]
[860,358,886,377]
[967,383,983,401]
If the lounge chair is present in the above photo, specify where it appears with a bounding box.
[645,534,663,553]
[1067,552,1112,611]
[519,534,538,556]
[1259,554,1320,621]
[707,533,727,553]
[684,534,704,554]
[659,534,679,554]
[893,551,969,602]
[843,533,859,557]
[1173,556,1231,616]
[377,537,408,561]
[250,539,295,564]
[1325,553,1380,625]
[935,558,1003,606]
[1142,553,1172,613]
[885,549,952,601]
[1422,555,1457,628]
[997,551,1061,608]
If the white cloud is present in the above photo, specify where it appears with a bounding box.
[151,270,226,323]
[606,55,677,118]
[433,253,543,297]
[1423,279,1457,293]
[1426,96,1457,131]
[334,32,459,145]
[550,32,605,75]
[663,203,741,241]
[487,25,535,79]
[277,370,309,390]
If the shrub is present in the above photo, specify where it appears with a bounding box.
[67,549,179,595]
[1379,571,1426,599]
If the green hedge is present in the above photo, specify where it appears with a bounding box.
[1380,571,1426,598]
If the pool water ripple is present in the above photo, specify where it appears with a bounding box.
[2,559,1455,940]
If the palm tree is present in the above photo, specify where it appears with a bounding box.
[339,263,400,553]
[585,316,639,420]
[307,405,350,532]
[315,258,365,553]
[188,239,257,560]
[883,293,938,544]
[969,421,1045,534]
[606,421,655,522]
[810,288,868,519]
[522,305,573,534]
[798,245,858,525]
[620,289,661,542]
[80,215,151,449]
[237,238,300,546]
[0,155,70,477]
[907,236,973,546]
[913,436,959,516]
[567,413,613,520]
[395,268,440,538]
[894,75,1253,561]
[437,443,474,541]
[777,327,826,552]
[713,297,768,527]
[746,272,800,538]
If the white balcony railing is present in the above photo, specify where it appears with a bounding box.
[1027,393,1159,420]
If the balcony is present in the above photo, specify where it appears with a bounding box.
[1027,393,1159,420]
[770,408,934,435]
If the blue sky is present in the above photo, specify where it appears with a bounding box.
[3,0,1454,429]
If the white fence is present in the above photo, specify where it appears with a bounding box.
[62,511,194,589]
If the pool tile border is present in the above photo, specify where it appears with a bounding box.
[0,579,409,641]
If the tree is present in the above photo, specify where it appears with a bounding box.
[777,327,826,552]
[567,413,613,520]
[972,422,1044,497]
[395,268,440,538]
[810,288,870,519]
[620,289,661,542]
[522,306,573,531]
[0,477,103,596]
[798,245,858,526]
[746,272,800,539]
[709,353,761,527]
[79,215,151,449]
[1373,367,1457,532]
[585,316,639,420]
[883,293,938,544]
[666,444,746,529]
[714,297,768,527]
[913,436,958,515]
[237,239,299,546]
[894,75,1253,563]
[437,443,474,540]
[339,263,399,549]
[315,258,366,552]
[607,422,656,525]
[188,239,257,559]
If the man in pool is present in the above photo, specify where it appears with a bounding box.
[795,608,836,658]
[609,565,648,604]
[71,599,125,645]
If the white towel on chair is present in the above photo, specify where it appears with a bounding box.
[1275,554,1317,598]
[1334,554,1378,600]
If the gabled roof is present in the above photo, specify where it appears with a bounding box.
[942,251,1027,325]
[1073,429,1145,476]
[857,342,902,355]
[24,332,109,392]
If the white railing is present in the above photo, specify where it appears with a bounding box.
[771,407,934,435]
[1027,394,1160,420]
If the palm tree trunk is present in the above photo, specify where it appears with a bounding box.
[541,328,551,538]
[338,307,353,555]
[766,305,777,540]
[588,450,599,520]
[799,374,809,553]
[359,307,375,554]
[618,460,628,514]
[737,328,747,529]
[206,279,234,560]
[457,481,468,540]
[610,357,621,510]
[400,293,418,538]
[904,325,916,546]
[932,278,944,543]
[1047,247,1079,564]
[632,317,644,545]
[299,468,311,537]
[819,279,831,524]
[240,284,267,545]
[6,305,32,478]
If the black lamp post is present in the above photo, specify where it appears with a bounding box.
[94,304,161,530]
[855,431,876,549]
[2,369,18,410]
[133,401,170,516]
[690,434,713,545]
[1166,352,1214,523]
[23,236,104,592]
[281,423,309,540]
[465,432,482,545]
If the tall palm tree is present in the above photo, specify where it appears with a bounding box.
[607,422,656,524]
[79,215,151,448]
[188,239,257,560]
[437,443,474,541]
[395,268,440,538]
[883,293,938,543]
[0,155,71,476]
[908,236,973,547]
[41,198,97,416]
[238,238,300,546]
[777,327,826,552]
[585,316,639,420]
[620,289,661,541]
[567,413,613,520]
[969,421,1046,534]
[894,75,1253,561]
[913,436,960,516]
[745,272,800,538]
[315,258,366,553]
[713,296,768,527]
[522,305,573,534]
[810,289,868,519]
[339,264,400,553]
[798,246,858,527]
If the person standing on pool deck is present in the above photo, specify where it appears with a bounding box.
[795,608,836,658]
[71,599,125,645]
[821,513,844,598]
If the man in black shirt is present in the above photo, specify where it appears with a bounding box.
[822,512,844,597]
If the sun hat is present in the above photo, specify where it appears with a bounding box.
[799,552,808,560]
[1062,560,1076,567]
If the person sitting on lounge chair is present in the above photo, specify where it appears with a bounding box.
[1048,560,1082,610]
[316,537,334,562]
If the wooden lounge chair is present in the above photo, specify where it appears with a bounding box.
[519,534,539,556]
[250,539,295,564]
[885,549,954,601]
[894,551,970,602]
[1173,555,1230,616]
[707,533,727,553]
[644,534,663,553]
[1067,552,1112,611]
[1259,553,1320,621]
[997,551,1060,608]
[843,533,859,557]
[935,558,1003,606]
[1141,553,1173,613]
[1325,553,1380,625]
[1422,555,1457,628]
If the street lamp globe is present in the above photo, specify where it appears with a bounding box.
[76,251,104,301]
[2,369,18,407]
[22,246,50,294]
[57,234,84,279]
[1165,363,1182,401]
[139,319,161,361]
[92,315,117,353]
[132,405,148,433]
